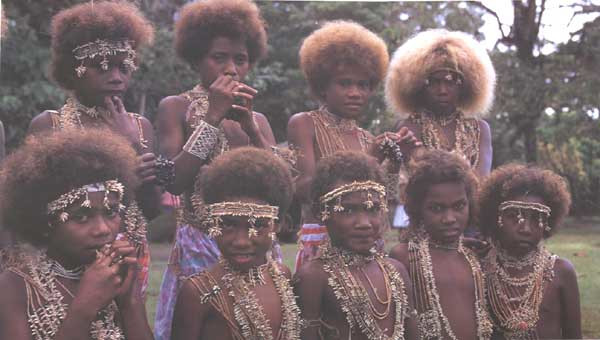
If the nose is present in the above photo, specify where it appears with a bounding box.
[91,216,113,239]
[354,211,373,231]
[441,209,457,225]
[231,227,252,248]
[518,217,534,235]
[223,59,238,79]
[107,66,125,85]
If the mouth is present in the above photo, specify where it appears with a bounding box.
[345,103,364,110]
[228,253,256,265]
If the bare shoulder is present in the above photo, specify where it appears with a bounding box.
[477,118,491,133]
[275,262,293,279]
[252,111,270,124]
[385,255,410,279]
[28,110,57,135]
[156,95,190,122]
[287,111,314,131]
[553,256,578,284]
[389,242,409,266]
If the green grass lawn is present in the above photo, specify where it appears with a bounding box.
[146,217,600,337]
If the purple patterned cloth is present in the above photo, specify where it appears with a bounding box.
[154,225,220,340]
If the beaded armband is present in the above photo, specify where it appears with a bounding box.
[155,155,175,187]
[182,120,220,161]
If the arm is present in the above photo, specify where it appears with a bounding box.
[287,113,316,203]
[556,258,582,339]
[134,116,162,221]
[0,273,32,340]
[26,111,55,136]
[293,262,326,340]
[475,119,492,178]
[252,112,276,147]
[387,258,418,340]
[155,96,212,195]
[171,279,209,340]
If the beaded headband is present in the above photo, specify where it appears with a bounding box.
[204,201,279,239]
[47,180,125,224]
[72,39,137,78]
[424,68,463,86]
[498,200,552,232]
[318,180,387,222]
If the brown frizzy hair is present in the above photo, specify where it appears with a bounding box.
[386,29,496,119]
[0,128,139,246]
[201,147,293,219]
[50,0,154,90]
[299,20,389,99]
[310,151,385,215]
[404,150,479,230]
[478,163,571,239]
[175,0,267,66]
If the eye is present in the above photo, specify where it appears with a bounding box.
[71,213,89,223]
[428,204,443,213]
[358,80,371,90]
[453,201,467,210]
[119,63,131,74]
[234,56,248,65]
[338,79,352,87]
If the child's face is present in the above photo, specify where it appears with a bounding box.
[197,36,250,88]
[215,197,277,271]
[322,64,373,120]
[326,185,384,255]
[422,70,461,113]
[496,194,546,256]
[47,191,121,266]
[76,54,133,106]
[421,181,469,244]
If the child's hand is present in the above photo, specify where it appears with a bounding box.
[228,83,259,137]
[395,126,422,158]
[135,152,157,184]
[205,75,245,126]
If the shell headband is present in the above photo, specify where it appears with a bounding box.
[498,200,552,232]
[73,39,137,78]
[319,180,387,222]
[204,201,279,239]
[47,180,125,224]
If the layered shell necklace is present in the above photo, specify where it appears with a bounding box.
[485,245,556,340]
[408,235,493,339]
[310,106,370,158]
[319,241,410,340]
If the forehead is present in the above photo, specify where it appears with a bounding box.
[428,70,458,80]
[423,181,467,203]
[208,36,249,55]
[331,63,370,80]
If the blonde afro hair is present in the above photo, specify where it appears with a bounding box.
[385,29,496,118]
[299,20,389,99]
[175,0,267,66]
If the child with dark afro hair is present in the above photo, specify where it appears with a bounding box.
[0,128,153,340]
[294,150,417,340]
[172,147,303,340]
[27,0,161,300]
[289,20,420,271]
[389,150,494,340]
[153,1,282,338]
[479,164,581,339]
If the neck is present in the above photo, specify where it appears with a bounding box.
[45,249,86,271]
[73,93,103,109]
[426,234,462,251]
[424,105,457,117]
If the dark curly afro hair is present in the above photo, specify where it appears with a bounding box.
[478,163,571,239]
[175,0,267,67]
[299,20,389,100]
[404,150,479,230]
[201,147,293,219]
[310,150,385,215]
[50,0,154,90]
[0,128,139,246]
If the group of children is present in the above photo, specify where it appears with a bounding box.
[0,0,581,339]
